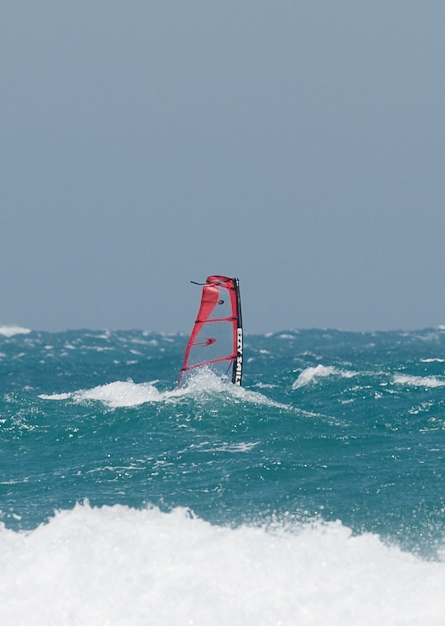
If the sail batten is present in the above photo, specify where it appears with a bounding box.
[178,275,243,387]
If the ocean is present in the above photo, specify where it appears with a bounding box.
[1,325,445,625]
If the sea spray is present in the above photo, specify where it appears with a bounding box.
[1,503,445,625]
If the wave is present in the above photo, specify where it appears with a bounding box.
[393,374,445,388]
[0,325,31,337]
[39,369,290,410]
[40,381,166,407]
[292,364,356,389]
[1,503,445,625]
[293,365,445,392]
[420,358,445,363]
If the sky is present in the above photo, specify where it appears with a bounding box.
[1,0,445,333]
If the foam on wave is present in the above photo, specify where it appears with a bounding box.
[0,325,31,337]
[40,369,289,409]
[293,364,356,389]
[40,381,166,407]
[1,503,445,626]
[394,374,445,388]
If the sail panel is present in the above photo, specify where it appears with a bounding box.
[185,320,236,368]
[178,275,242,386]
[206,286,234,320]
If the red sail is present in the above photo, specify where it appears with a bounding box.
[178,276,243,387]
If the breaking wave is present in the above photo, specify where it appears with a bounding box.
[40,369,290,410]
[0,325,31,337]
[292,364,356,389]
[1,503,445,626]
[393,374,445,388]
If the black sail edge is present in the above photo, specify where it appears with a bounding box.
[232,278,243,385]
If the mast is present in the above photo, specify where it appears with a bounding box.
[232,278,243,385]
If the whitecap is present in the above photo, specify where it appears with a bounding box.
[393,374,445,388]
[292,364,356,389]
[182,369,290,409]
[420,358,445,363]
[0,325,31,337]
[197,442,259,453]
[40,381,165,408]
[40,393,72,401]
[1,503,445,625]
[40,370,291,410]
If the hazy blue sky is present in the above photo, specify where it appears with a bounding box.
[2,1,445,332]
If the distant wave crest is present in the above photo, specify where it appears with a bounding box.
[0,325,31,337]
[393,374,445,388]
[293,364,356,389]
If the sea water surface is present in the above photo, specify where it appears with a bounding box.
[1,326,445,624]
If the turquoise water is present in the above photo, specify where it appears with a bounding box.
[2,327,445,624]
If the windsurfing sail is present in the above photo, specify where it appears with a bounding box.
[178,275,243,387]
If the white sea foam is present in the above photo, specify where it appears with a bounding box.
[183,370,291,409]
[40,370,290,410]
[1,503,445,626]
[40,381,167,408]
[0,325,31,337]
[420,358,445,363]
[393,374,445,388]
[40,392,72,401]
[196,441,259,453]
[292,365,356,389]
[254,382,277,389]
